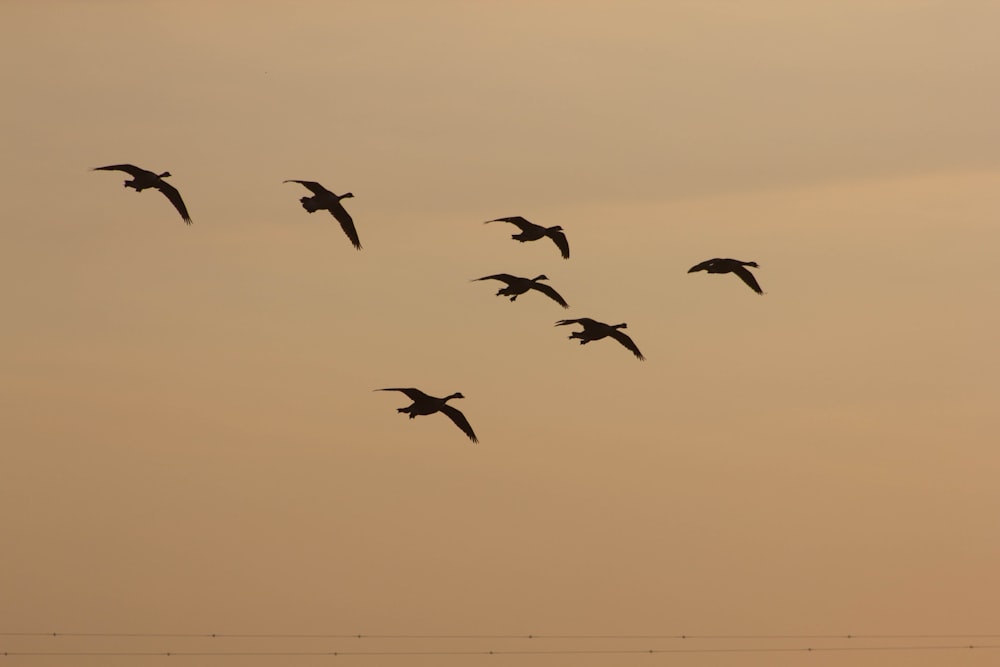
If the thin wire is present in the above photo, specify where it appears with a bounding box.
[3,632,1000,640]
[2,644,999,657]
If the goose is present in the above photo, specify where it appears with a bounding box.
[687,258,763,294]
[284,180,361,250]
[473,273,569,308]
[376,388,478,443]
[485,216,569,259]
[555,318,645,360]
[92,164,191,224]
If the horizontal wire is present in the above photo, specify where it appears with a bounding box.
[2,644,1000,657]
[4,632,1000,640]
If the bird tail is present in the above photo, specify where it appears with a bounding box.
[300,195,320,213]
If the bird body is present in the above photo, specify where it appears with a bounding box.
[93,164,191,224]
[555,317,645,360]
[376,388,478,443]
[687,258,763,294]
[485,216,570,259]
[473,273,569,308]
[284,180,361,250]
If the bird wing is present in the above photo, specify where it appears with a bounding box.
[687,258,717,273]
[376,387,432,401]
[440,404,479,443]
[474,273,517,284]
[155,181,192,224]
[283,179,331,196]
[93,164,148,177]
[556,317,599,328]
[609,329,645,360]
[547,229,570,259]
[530,282,569,308]
[329,202,362,250]
[732,265,763,294]
[486,216,537,232]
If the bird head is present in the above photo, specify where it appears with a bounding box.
[340,192,355,200]
[533,275,549,281]
[158,171,172,178]
[447,392,466,400]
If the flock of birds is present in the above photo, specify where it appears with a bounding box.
[93,163,766,444]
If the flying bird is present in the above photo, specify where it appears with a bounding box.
[555,318,645,360]
[473,273,569,308]
[485,216,569,259]
[284,180,362,250]
[687,258,763,294]
[376,388,478,443]
[92,164,191,224]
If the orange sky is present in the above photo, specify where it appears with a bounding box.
[2,2,999,666]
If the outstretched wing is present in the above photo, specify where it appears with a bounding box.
[329,202,362,250]
[732,265,763,294]
[284,179,331,196]
[547,229,570,259]
[155,181,192,224]
[485,216,538,232]
[376,387,432,401]
[555,317,595,327]
[530,282,569,308]
[440,405,479,443]
[609,329,645,360]
[473,273,517,285]
[93,164,148,177]
[687,258,718,273]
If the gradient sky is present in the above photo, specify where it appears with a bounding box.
[2,2,999,666]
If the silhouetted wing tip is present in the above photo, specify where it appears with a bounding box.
[533,283,569,308]
[156,182,191,223]
[550,231,570,259]
[487,216,532,230]
[441,405,478,443]
[475,274,515,283]
[284,179,329,195]
[330,209,362,249]
[733,266,763,294]
[376,387,429,401]
[93,164,143,176]
[611,330,645,360]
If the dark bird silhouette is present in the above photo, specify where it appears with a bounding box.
[92,164,191,224]
[376,388,478,443]
[687,258,763,294]
[473,273,569,308]
[555,317,645,360]
[284,180,361,250]
[485,216,570,259]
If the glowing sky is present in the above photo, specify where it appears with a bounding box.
[2,2,999,666]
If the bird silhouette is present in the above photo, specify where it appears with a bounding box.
[92,164,191,224]
[284,180,361,250]
[687,258,763,294]
[473,273,569,308]
[555,318,645,360]
[376,388,478,443]
[485,216,570,259]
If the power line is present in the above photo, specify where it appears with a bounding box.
[2,644,999,658]
[3,632,1000,640]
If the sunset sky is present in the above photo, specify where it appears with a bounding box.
[2,2,999,666]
